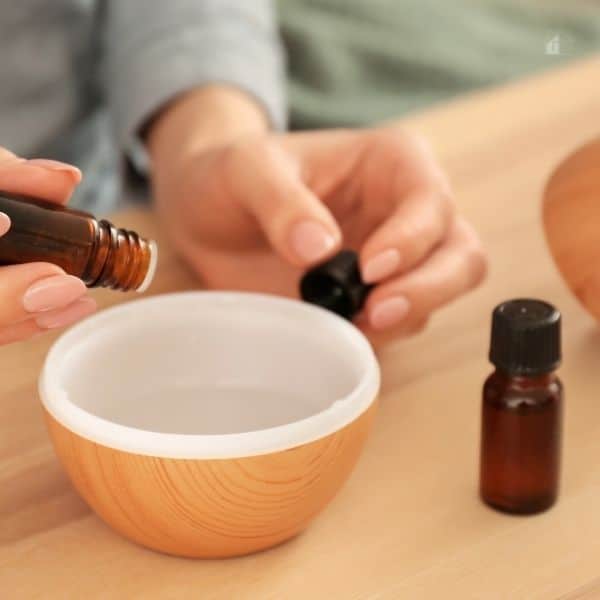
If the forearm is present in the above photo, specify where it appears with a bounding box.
[147,85,269,171]
[104,0,286,167]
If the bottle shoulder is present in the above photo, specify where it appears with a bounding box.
[483,369,562,410]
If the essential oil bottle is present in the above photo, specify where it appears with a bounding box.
[479,299,563,515]
[0,192,157,292]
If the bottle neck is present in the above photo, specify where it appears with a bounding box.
[84,220,156,292]
[493,367,558,389]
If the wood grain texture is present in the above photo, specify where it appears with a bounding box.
[3,55,600,598]
[543,138,600,321]
[43,404,376,558]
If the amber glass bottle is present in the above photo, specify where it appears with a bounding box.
[480,299,563,515]
[0,192,157,292]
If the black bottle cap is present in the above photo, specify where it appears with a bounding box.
[489,299,561,375]
[300,250,373,319]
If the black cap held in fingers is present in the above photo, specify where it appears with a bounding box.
[489,299,561,375]
[300,250,373,320]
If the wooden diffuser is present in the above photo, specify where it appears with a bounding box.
[44,404,376,558]
[39,292,380,558]
[543,138,600,320]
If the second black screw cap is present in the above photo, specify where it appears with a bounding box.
[300,250,373,320]
[489,298,561,375]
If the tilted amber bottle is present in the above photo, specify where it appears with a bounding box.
[480,299,563,515]
[0,192,157,292]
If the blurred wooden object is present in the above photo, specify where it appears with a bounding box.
[44,405,375,559]
[543,138,600,320]
[3,55,600,598]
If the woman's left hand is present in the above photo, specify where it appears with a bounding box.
[148,88,487,342]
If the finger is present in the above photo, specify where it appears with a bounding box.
[35,296,97,329]
[356,313,429,347]
[0,297,97,346]
[0,146,82,204]
[0,263,88,328]
[360,187,453,283]
[224,139,342,267]
[364,218,487,331]
[0,319,42,345]
[358,130,454,283]
[0,211,10,236]
[371,127,452,196]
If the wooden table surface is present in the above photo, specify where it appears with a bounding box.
[3,55,600,599]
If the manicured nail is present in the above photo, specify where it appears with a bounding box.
[369,296,411,330]
[26,159,82,183]
[289,220,337,263]
[36,297,97,330]
[0,212,10,236]
[23,274,87,313]
[363,249,401,283]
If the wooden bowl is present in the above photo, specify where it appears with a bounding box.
[543,138,600,320]
[39,292,379,558]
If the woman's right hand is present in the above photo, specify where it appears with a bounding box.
[0,147,96,346]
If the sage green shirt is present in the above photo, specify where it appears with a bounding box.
[280,0,600,128]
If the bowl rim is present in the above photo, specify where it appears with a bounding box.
[39,291,380,459]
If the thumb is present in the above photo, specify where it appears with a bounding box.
[0,147,82,204]
[229,141,342,267]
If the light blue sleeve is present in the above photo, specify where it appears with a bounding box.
[103,0,286,165]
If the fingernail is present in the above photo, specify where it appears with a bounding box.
[26,159,82,183]
[36,297,97,330]
[0,212,10,236]
[23,274,87,313]
[369,296,411,330]
[289,220,337,263]
[363,249,401,283]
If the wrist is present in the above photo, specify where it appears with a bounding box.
[146,85,270,169]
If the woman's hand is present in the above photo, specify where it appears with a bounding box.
[0,148,96,345]
[149,87,487,342]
